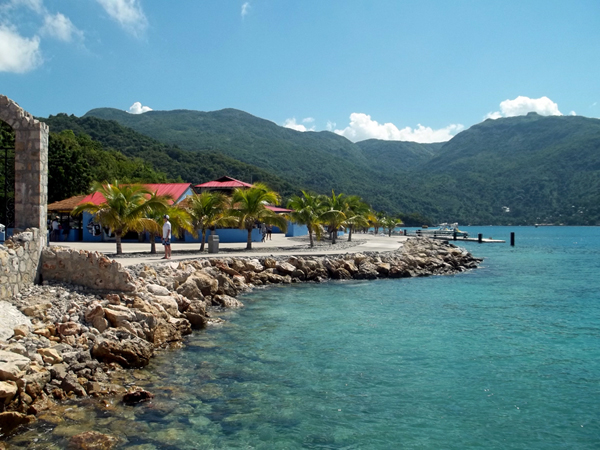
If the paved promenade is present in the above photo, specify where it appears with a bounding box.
[52,233,410,267]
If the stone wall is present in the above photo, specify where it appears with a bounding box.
[0,95,49,232]
[0,229,44,299]
[40,247,136,292]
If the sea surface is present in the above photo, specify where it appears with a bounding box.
[7,227,600,449]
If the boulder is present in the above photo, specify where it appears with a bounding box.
[84,304,105,322]
[213,295,244,309]
[104,305,137,328]
[0,381,18,404]
[91,329,154,368]
[191,272,219,297]
[61,374,87,397]
[176,277,205,301]
[216,274,238,297]
[37,348,63,365]
[0,350,30,382]
[57,321,81,337]
[150,321,181,346]
[275,261,296,275]
[147,284,171,296]
[69,431,120,450]
[244,259,264,272]
[0,411,36,436]
[151,295,180,317]
[123,388,154,404]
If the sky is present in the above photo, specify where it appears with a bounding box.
[1,0,599,143]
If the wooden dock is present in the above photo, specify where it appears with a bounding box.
[406,233,506,244]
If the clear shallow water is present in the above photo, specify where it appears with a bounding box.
[8,227,600,449]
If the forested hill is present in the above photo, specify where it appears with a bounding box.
[41,114,300,197]
[76,108,600,225]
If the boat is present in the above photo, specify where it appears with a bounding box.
[416,223,468,238]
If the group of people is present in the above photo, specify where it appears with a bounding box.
[49,216,70,241]
[260,223,273,242]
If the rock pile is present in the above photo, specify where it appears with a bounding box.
[0,238,481,437]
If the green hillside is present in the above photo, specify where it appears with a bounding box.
[41,114,300,198]
[76,107,600,225]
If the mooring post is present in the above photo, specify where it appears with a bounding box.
[453,230,457,240]
[510,232,515,246]
[478,233,483,243]
[404,229,407,236]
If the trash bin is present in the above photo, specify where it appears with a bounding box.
[208,234,219,254]
[0,224,5,243]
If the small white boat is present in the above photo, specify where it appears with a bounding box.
[416,223,468,238]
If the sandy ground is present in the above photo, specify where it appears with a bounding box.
[51,233,410,267]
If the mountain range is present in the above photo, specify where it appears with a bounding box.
[44,107,600,225]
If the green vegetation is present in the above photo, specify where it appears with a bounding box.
[41,114,299,199]
[73,181,171,254]
[42,108,600,225]
[186,191,233,251]
[230,183,288,250]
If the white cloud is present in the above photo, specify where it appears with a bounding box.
[333,113,464,143]
[326,121,336,131]
[241,2,250,17]
[41,12,82,42]
[0,24,42,73]
[96,0,147,37]
[1,0,44,14]
[128,102,152,114]
[486,96,562,119]
[283,117,316,132]
[570,111,576,116]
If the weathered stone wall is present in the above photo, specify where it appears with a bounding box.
[0,229,44,299]
[40,247,136,292]
[0,95,49,232]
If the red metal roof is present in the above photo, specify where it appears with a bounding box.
[80,183,191,206]
[266,205,292,213]
[195,176,253,189]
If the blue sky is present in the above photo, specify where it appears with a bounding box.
[1,0,599,143]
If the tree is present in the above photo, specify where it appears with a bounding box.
[287,190,324,247]
[380,216,403,236]
[343,195,371,242]
[73,181,170,254]
[319,191,347,245]
[230,183,288,250]
[186,191,233,251]
[145,195,194,254]
[48,130,93,203]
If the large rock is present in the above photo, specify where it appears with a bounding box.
[37,348,63,365]
[69,431,120,450]
[176,277,205,301]
[190,272,219,297]
[0,411,36,436]
[0,301,31,341]
[150,321,181,346]
[213,295,244,308]
[92,329,154,368]
[0,381,18,404]
[0,350,30,382]
[104,305,137,328]
[147,284,171,296]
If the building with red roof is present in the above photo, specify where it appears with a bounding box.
[195,176,253,193]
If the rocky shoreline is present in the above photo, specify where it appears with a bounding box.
[0,237,481,445]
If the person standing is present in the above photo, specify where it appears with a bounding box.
[260,222,267,242]
[162,214,172,259]
[51,217,60,241]
[267,224,273,240]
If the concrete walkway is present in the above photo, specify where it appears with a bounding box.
[52,234,410,267]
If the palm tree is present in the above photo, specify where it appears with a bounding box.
[230,183,288,250]
[380,216,403,236]
[287,190,324,247]
[146,203,194,254]
[319,190,347,245]
[186,191,233,251]
[343,195,371,242]
[73,181,170,254]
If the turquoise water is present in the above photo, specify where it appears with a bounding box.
[8,227,600,449]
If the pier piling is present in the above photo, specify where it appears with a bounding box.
[478,233,483,243]
[510,232,515,246]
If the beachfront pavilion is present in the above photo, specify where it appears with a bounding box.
[46,183,194,243]
[45,178,308,243]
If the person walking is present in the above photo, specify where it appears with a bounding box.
[260,222,267,242]
[267,224,273,240]
[162,214,172,259]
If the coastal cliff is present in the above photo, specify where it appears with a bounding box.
[0,238,481,439]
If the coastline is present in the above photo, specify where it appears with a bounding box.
[0,236,482,444]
